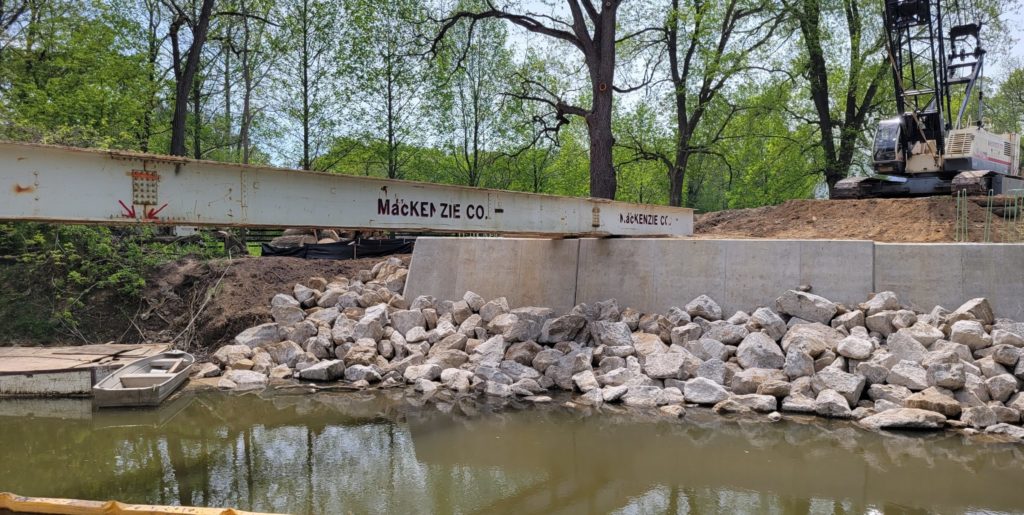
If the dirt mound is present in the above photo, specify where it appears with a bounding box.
[694,197,1018,242]
[134,255,408,356]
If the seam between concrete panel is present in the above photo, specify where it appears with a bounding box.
[571,238,582,310]
[871,242,876,295]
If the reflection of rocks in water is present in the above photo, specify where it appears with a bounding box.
[4,390,1024,515]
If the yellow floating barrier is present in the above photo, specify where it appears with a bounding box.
[0,492,283,515]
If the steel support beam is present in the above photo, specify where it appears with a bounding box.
[0,142,693,237]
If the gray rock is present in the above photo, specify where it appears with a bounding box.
[864,384,913,405]
[234,323,282,347]
[858,408,946,430]
[992,345,1021,367]
[223,369,268,389]
[540,315,587,343]
[949,320,992,350]
[784,350,815,379]
[429,333,468,356]
[775,290,837,325]
[815,389,852,418]
[831,310,866,331]
[750,307,788,341]
[736,332,785,369]
[485,381,514,397]
[756,380,792,398]
[697,358,727,385]
[993,329,1024,348]
[499,360,541,381]
[441,368,474,392]
[643,352,689,379]
[986,374,1018,402]
[856,358,891,385]
[704,322,748,345]
[192,362,222,378]
[571,370,600,393]
[836,335,873,360]
[903,322,945,347]
[212,344,254,367]
[904,387,962,417]
[732,368,788,395]
[961,405,998,429]
[780,395,817,414]
[391,310,426,337]
[622,385,662,408]
[984,423,1024,439]
[670,323,703,346]
[505,340,543,366]
[299,359,345,381]
[811,367,866,406]
[866,311,897,336]
[343,338,378,367]
[293,284,317,306]
[887,360,929,391]
[388,353,425,376]
[532,348,564,373]
[352,319,383,342]
[415,378,440,394]
[269,364,292,380]
[546,350,593,390]
[948,297,995,325]
[345,364,381,383]
[885,330,928,364]
[685,338,729,362]
[862,291,899,316]
[685,295,722,321]
[733,394,778,413]
[271,303,306,326]
[632,332,669,358]
[683,377,730,405]
[426,349,469,370]
[590,321,634,347]
[404,363,442,382]
[602,385,629,402]
[331,318,357,344]
[479,297,510,322]
[450,300,473,325]
[781,323,841,357]
[405,326,428,343]
[927,362,966,389]
[472,335,509,367]
[666,306,691,325]
[259,340,305,367]
[463,291,486,312]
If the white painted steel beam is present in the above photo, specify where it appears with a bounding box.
[0,142,693,237]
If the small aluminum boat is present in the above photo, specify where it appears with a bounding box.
[92,350,194,408]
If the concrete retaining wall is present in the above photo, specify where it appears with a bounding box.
[406,237,1024,320]
[575,239,875,317]
[404,237,580,313]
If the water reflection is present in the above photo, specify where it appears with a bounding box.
[1,391,1022,514]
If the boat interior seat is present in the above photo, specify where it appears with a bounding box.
[120,373,175,388]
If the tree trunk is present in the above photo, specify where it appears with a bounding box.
[585,5,618,200]
[169,0,215,157]
[192,73,201,159]
[300,0,311,170]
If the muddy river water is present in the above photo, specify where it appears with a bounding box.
[1,390,1023,514]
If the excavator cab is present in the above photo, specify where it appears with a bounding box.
[872,119,905,174]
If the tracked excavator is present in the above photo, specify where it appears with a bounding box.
[832,0,1024,199]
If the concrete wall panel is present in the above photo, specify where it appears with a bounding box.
[875,243,1024,320]
[404,237,580,313]
[576,239,874,316]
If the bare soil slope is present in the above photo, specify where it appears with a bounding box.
[132,256,407,355]
[694,197,1017,242]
